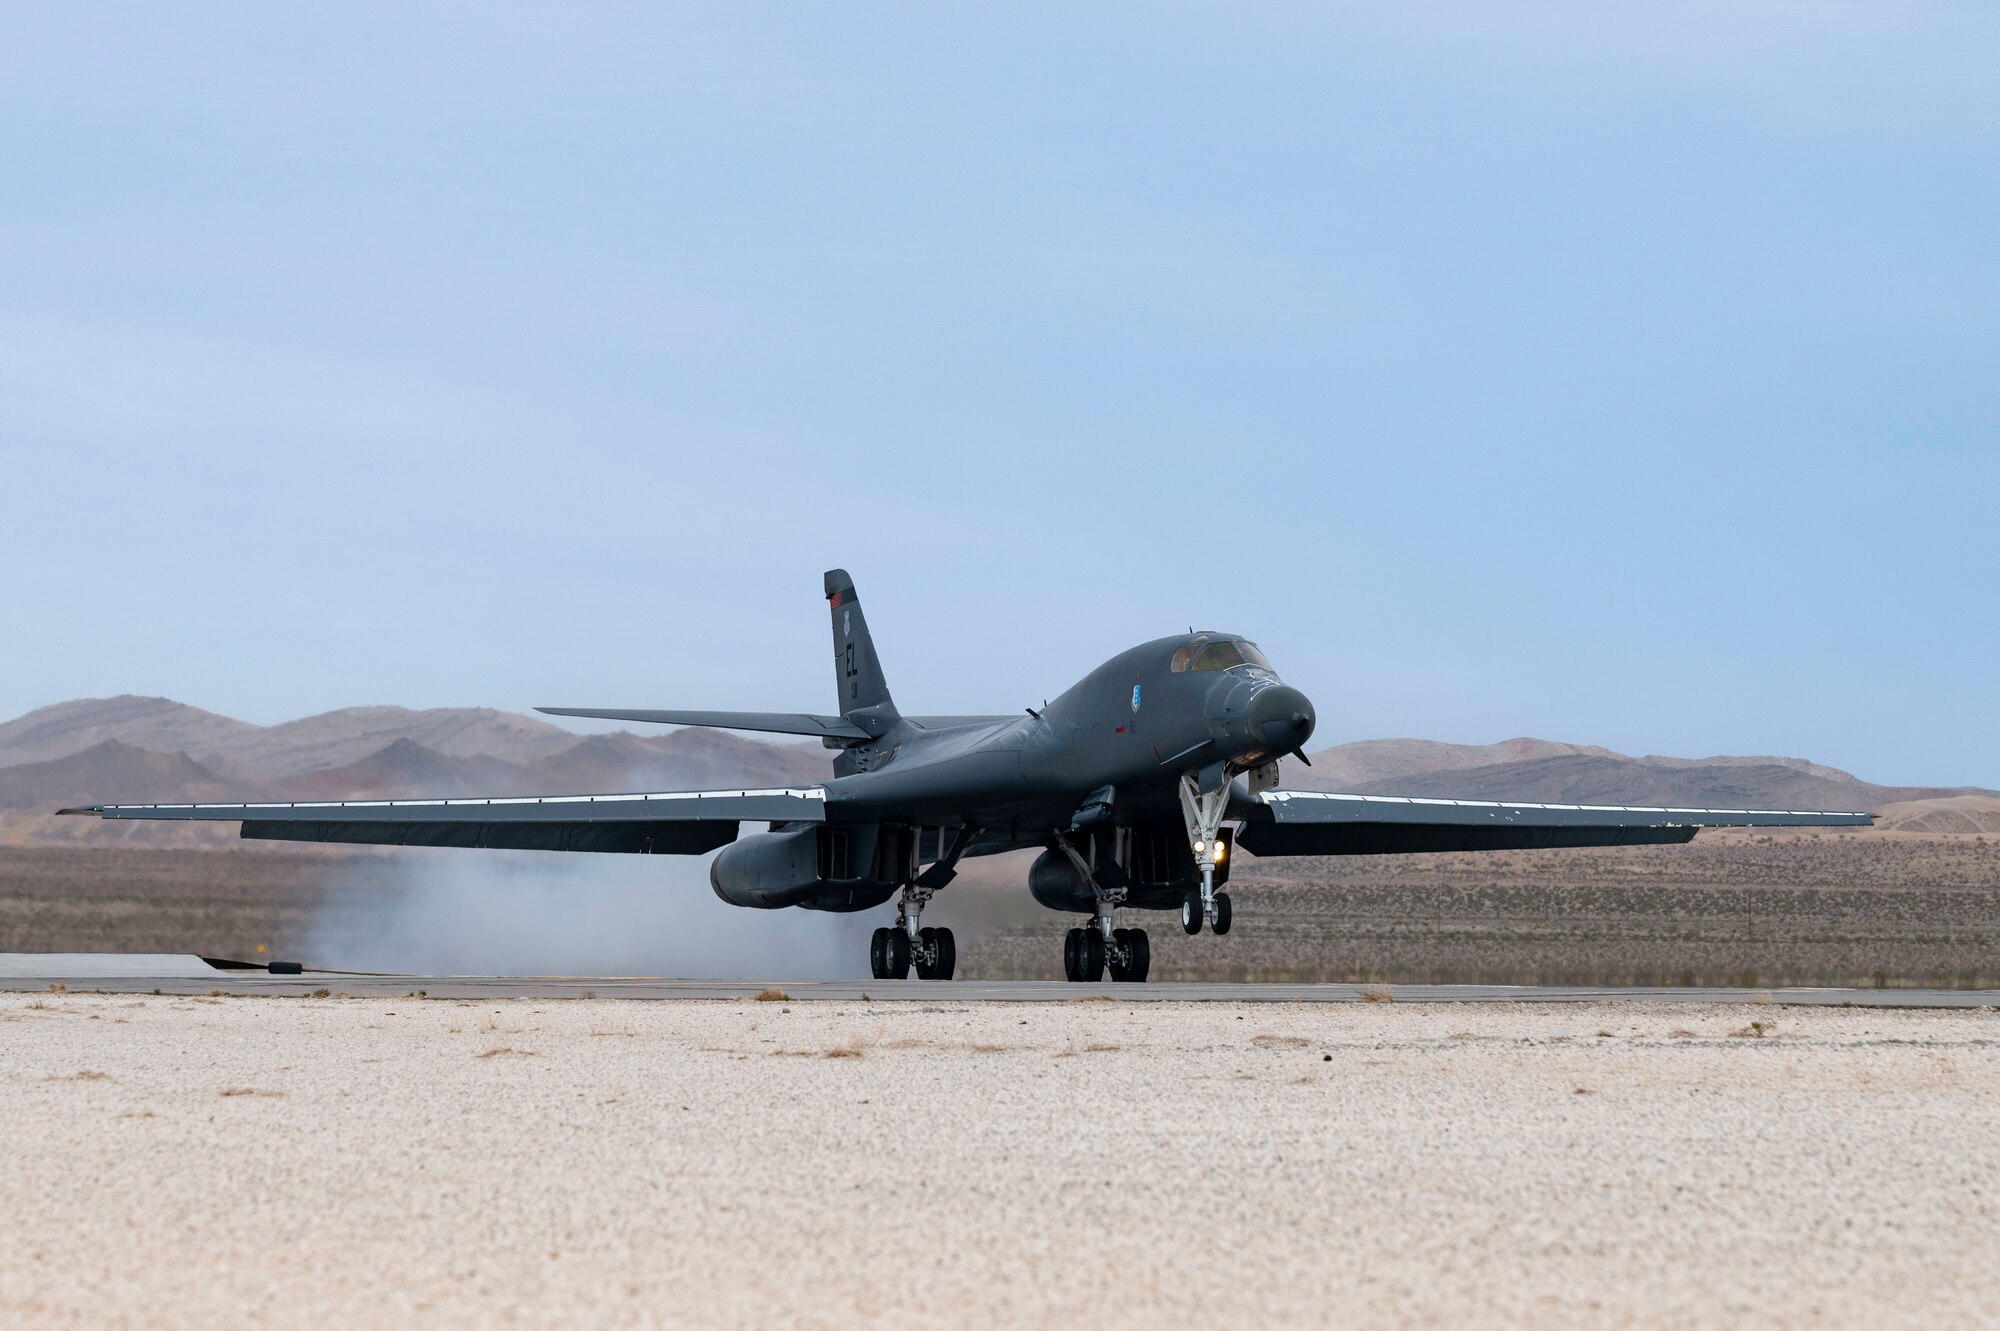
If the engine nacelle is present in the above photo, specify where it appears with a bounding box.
[709,824,898,913]
[1028,848,1094,913]
[1031,827,1235,913]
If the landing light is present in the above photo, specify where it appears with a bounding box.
[1193,839,1206,854]
[1214,842,1227,863]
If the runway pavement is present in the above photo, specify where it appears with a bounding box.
[2,955,1994,1005]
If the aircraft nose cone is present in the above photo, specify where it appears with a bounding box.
[1248,684,1315,755]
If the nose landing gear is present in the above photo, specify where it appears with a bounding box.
[1178,772,1235,935]
[1182,889,1231,936]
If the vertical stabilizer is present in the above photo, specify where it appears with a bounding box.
[824,569,899,731]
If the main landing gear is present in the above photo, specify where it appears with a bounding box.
[866,826,978,980]
[1051,833,1149,982]
[869,881,956,980]
[868,925,955,980]
[1063,925,1149,982]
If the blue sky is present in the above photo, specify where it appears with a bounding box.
[1,3,1994,786]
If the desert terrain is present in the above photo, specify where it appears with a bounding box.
[4,696,1998,987]
[8,828,2000,989]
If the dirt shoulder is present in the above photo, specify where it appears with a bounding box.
[4,993,1996,1330]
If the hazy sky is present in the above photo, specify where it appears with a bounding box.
[2,3,1994,786]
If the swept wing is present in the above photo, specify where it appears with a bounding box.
[58,787,825,854]
[1238,789,1873,856]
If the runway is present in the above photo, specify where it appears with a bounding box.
[3,955,1994,1005]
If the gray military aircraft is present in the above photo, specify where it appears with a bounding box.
[63,569,1873,982]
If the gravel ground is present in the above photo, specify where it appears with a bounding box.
[4,993,1997,1330]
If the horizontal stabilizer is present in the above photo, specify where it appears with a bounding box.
[537,707,871,739]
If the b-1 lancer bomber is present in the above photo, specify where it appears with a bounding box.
[62,570,1874,982]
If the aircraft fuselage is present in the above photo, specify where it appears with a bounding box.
[822,632,1316,852]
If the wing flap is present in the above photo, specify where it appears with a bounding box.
[240,819,736,854]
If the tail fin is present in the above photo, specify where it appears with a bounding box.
[824,569,899,730]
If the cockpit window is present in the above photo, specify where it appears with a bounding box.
[1190,641,1246,671]
[1171,638,1273,672]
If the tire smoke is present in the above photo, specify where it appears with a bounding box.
[306,850,877,978]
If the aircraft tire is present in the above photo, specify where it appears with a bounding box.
[933,927,956,980]
[915,926,939,980]
[1125,928,1150,982]
[1107,928,1131,982]
[869,927,891,980]
[1062,928,1083,981]
[1078,929,1106,982]
[1181,892,1203,935]
[1213,892,1233,936]
[884,929,912,979]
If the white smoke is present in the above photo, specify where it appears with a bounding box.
[306,850,877,978]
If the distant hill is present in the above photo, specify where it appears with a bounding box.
[1346,755,1893,811]
[0,697,835,844]
[263,729,830,803]
[228,704,580,774]
[1871,795,2000,836]
[272,738,530,802]
[0,696,585,776]
[0,697,265,771]
[0,742,253,846]
[1283,738,1617,791]
[531,729,829,792]
[1284,738,1990,813]
[0,740,248,810]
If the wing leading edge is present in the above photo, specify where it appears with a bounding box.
[58,787,826,854]
[1238,789,1874,856]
